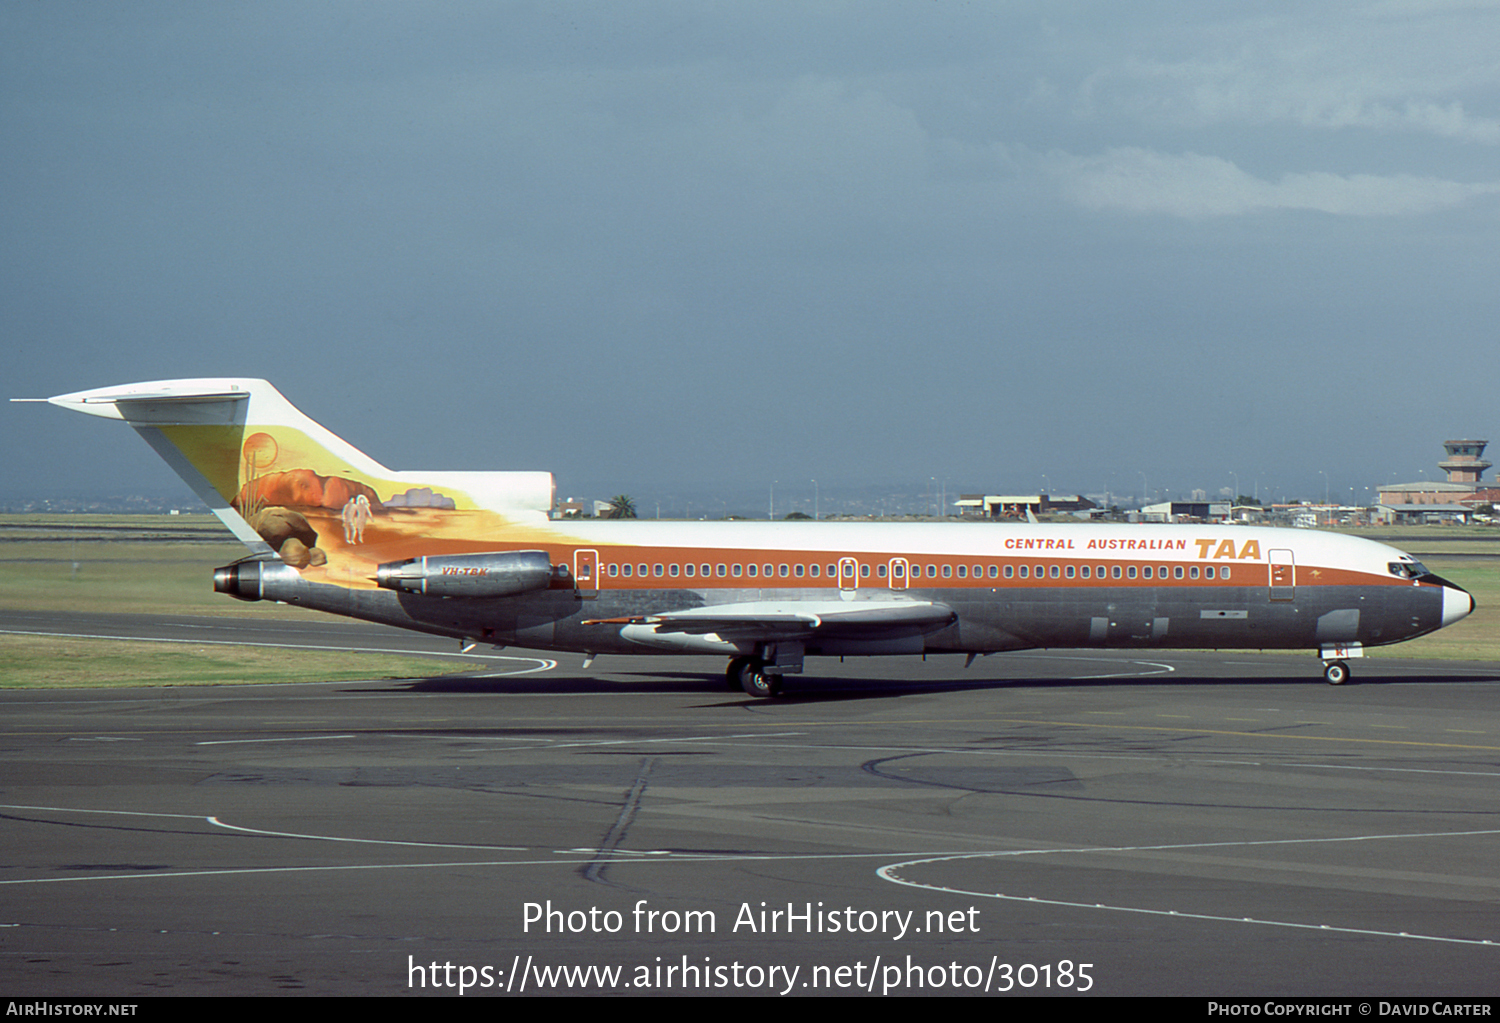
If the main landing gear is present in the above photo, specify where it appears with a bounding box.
[726,656,781,698]
[1323,660,1350,686]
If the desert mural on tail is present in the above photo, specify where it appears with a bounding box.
[164,424,531,589]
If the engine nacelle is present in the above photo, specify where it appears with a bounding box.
[374,550,556,598]
[214,558,305,602]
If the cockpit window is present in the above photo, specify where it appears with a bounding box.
[1388,561,1429,579]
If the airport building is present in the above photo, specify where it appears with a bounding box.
[1377,440,1496,522]
[956,493,1098,518]
[1140,500,1231,523]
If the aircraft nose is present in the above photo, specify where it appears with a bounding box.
[1442,583,1475,628]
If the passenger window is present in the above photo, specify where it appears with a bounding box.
[748,564,758,577]
[942,565,952,578]
[827,564,837,577]
[1080,565,1090,579]
[764,564,773,577]
[1205,566,1215,579]
[860,564,870,578]
[1112,565,1122,579]
[622,564,633,578]
[779,564,789,577]
[794,564,804,577]
[894,563,905,577]
[639,564,648,577]
[684,563,694,577]
[1065,565,1075,579]
[988,565,998,578]
[1190,566,1199,580]
[1019,565,1029,579]
[716,564,726,577]
[1127,566,1137,579]
[1174,566,1183,580]
[957,565,967,578]
[810,564,820,577]
[1222,566,1231,580]
[732,564,742,577]
[1050,565,1059,579]
[926,565,937,578]
[1035,564,1044,578]
[878,564,888,578]
[1143,566,1153,579]
[669,564,679,577]
[608,564,618,577]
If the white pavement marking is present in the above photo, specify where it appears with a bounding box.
[205,816,528,851]
[10,800,1499,949]
[195,735,357,745]
[1004,654,1177,679]
[875,829,1500,948]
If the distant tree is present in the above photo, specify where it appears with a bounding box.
[606,494,637,519]
[1235,495,1262,507]
[783,511,812,520]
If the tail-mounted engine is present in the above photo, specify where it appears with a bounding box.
[213,558,302,602]
[374,550,560,598]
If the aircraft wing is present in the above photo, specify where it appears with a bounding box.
[587,599,955,643]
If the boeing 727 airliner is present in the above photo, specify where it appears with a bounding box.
[28,378,1474,693]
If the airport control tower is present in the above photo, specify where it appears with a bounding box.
[1439,440,1491,485]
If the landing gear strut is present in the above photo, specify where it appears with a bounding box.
[1323,660,1350,686]
[727,655,781,698]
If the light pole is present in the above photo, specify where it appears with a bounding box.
[811,479,819,521]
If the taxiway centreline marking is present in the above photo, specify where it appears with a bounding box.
[879,878,1499,948]
[958,717,1500,751]
[205,817,528,850]
[0,850,1009,887]
[0,803,204,819]
[6,811,1498,889]
[195,735,357,745]
[876,828,1500,947]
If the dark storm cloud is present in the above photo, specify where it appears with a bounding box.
[4,2,1498,508]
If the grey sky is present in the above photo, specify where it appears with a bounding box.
[5,1,1497,511]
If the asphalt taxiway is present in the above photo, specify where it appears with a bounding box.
[3,611,1499,997]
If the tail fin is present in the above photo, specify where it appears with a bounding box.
[34,378,554,583]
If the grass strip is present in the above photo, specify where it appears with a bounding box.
[0,634,475,689]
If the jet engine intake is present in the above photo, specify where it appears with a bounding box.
[375,550,554,598]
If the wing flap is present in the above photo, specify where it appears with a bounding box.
[587,599,955,643]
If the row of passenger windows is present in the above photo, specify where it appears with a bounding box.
[609,562,840,579]
[603,561,1231,581]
